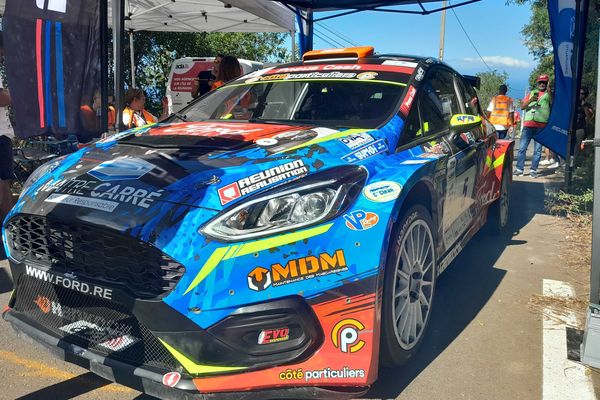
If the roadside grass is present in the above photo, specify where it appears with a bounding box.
[528,156,594,328]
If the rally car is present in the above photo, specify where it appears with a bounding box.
[2,46,513,399]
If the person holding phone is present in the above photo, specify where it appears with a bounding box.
[514,74,552,178]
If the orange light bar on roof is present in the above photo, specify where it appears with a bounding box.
[302,46,374,61]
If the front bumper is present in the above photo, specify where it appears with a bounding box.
[3,309,367,400]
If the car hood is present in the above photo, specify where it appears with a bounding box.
[11,119,402,234]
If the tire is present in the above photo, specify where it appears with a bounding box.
[486,164,511,234]
[380,204,437,367]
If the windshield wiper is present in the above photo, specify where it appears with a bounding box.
[170,112,188,122]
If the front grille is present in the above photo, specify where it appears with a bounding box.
[13,274,180,372]
[5,215,185,299]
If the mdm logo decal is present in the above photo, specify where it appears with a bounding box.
[247,250,347,291]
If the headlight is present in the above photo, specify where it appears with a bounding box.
[22,158,62,190]
[201,166,367,241]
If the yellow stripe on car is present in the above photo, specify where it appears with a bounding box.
[493,153,505,169]
[159,339,246,375]
[183,223,334,294]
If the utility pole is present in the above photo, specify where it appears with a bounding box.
[439,0,447,61]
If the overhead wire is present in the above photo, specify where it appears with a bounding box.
[448,2,493,72]
[314,27,347,48]
[313,31,340,48]
[316,22,360,47]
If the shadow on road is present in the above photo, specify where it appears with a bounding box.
[366,177,546,399]
[0,267,13,294]
[16,372,112,399]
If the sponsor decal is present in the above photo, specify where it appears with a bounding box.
[382,60,418,68]
[363,181,402,203]
[247,250,347,291]
[400,85,417,115]
[256,71,359,81]
[99,335,140,352]
[414,67,425,81]
[338,132,374,150]
[255,138,278,146]
[455,115,476,123]
[343,210,379,231]
[341,139,387,163]
[162,372,181,388]
[247,266,272,291]
[272,65,362,73]
[356,71,378,80]
[279,367,366,382]
[258,327,290,344]
[34,295,52,313]
[60,320,101,336]
[88,157,154,181]
[39,178,164,210]
[34,295,63,316]
[438,242,463,275]
[332,319,365,353]
[218,160,308,205]
[26,265,113,300]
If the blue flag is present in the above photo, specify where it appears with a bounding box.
[535,0,587,158]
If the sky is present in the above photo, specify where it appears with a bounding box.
[303,0,536,100]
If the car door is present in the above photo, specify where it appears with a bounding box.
[455,75,496,219]
[419,68,479,251]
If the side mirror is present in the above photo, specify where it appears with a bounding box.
[449,114,482,131]
[449,114,481,149]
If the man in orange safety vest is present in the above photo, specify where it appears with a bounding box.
[486,84,514,139]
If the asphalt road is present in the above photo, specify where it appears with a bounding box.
[0,148,595,399]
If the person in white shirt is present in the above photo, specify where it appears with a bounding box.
[0,31,15,230]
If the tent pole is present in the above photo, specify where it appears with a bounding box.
[113,0,125,131]
[589,17,600,305]
[306,8,313,52]
[291,29,296,61]
[100,0,108,135]
[129,30,136,88]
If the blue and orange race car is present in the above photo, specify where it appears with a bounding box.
[2,46,513,399]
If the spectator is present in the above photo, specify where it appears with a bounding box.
[575,86,595,159]
[191,54,223,98]
[0,31,14,240]
[512,110,521,138]
[514,75,552,178]
[486,84,514,139]
[211,55,242,91]
[80,90,116,141]
[122,88,168,129]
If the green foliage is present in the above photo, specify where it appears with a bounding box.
[122,31,290,114]
[475,70,509,110]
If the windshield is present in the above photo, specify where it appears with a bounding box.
[175,79,407,129]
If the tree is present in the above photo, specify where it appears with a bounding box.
[508,0,598,98]
[476,70,510,111]
[122,31,291,114]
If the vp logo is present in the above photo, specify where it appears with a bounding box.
[36,0,67,13]
[343,210,379,231]
[331,318,365,353]
[247,266,272,291]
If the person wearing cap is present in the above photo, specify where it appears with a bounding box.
[575,86,595,160]
[514,74,552,178]
[486,84,514,139]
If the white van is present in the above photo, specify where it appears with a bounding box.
[166,57,263,113]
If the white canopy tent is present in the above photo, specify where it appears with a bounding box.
[0,0,295,32]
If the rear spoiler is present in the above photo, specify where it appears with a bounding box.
[463,75,480,90]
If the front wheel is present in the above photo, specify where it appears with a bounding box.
[380,204,436,367]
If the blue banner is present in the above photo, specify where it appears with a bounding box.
[535,0,586,158]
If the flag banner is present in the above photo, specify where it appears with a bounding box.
[4,0,101,140]
[535,0,586,158]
